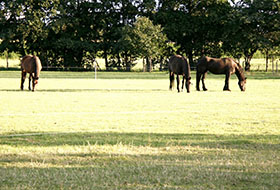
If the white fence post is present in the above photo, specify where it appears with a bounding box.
[276,60,278,73]
[94,62,97,80]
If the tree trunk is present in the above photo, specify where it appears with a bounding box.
[6,51,9,69]
[265,50,269,72]
[159,56,164,71]
[104,49,109,71]
[124,52,130,71]
[187,49,194,70]
[244,56,252,71]
[117,53,121,71]
[145,57,152,72]
[244,49,257,71]
[143,58,146,72]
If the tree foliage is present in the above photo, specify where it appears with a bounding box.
[0,0,279,71]
[222,0,280,70]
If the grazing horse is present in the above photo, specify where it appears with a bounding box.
[20,55,42,91]
[196,56,246,91]
[168,55,191,93]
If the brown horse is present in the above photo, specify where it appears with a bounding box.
[196,56,246,91]
[169,55,191,93]
[20,55,42,91]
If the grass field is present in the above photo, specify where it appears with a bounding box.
[0,71,280,189]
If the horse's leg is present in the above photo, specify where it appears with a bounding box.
[176,74,180,92]
[181,76,185,91]
[223,73,231,91]
[20,71,26,90]
[202,72,208,91]
[196,71,201,91]
[169,72,174,90]
[28,74,32,91]
[32,75,36,92]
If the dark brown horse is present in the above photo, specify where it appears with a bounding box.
[196,56,246,91]
[20,55,42,91]
[169,55,191,93]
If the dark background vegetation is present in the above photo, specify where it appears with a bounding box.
[0,0,279,71]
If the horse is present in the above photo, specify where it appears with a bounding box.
[168,55,191,93]
[196,56,246,91]
[20,55,42,91]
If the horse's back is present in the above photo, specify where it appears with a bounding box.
[198,56,235,74]
[169,55,189,75]
[21,55,34,73]
[21,55,42,74]
[34,56,42,72]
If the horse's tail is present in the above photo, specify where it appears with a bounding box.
[33,56,42,80]
[169,70,174,90]
[182,56,191,79]
[168,57,174,90]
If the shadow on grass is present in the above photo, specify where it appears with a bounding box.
[0,132,279,150]
[1,157,279,190]
[1,132,280,189]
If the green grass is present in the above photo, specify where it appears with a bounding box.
[0,71,280,189]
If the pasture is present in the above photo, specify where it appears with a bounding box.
[0,71,280,189]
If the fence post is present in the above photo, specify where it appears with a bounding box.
[272,57,274,73]
[6,52,9,69]
[94,63,97,80]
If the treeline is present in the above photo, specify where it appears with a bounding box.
[0,0,279,71]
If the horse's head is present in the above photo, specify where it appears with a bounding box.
[235,62,247,91]
[238,77,246,91]
[33,76,40,88]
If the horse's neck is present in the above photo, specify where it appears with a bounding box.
[235,67,244,81]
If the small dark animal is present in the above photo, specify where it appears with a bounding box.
[20,55,42,91]
[196,56,246,91]
[168,55,191,93]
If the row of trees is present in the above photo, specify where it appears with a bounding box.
[0,0,279,71]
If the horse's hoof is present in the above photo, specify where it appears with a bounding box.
[203,88,208,91]
[223,89,231,91]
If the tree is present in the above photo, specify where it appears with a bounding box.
[223,0,280,70]
[45,0,102,68]
[0,0,25,55]
[155,0,232,67]
[0,0,59,55]
[98,0,139,71]
[129,17,168,72]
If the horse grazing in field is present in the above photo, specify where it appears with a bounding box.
[20,55,42,91]
[168,55,191,93]
[196,56,246,91]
